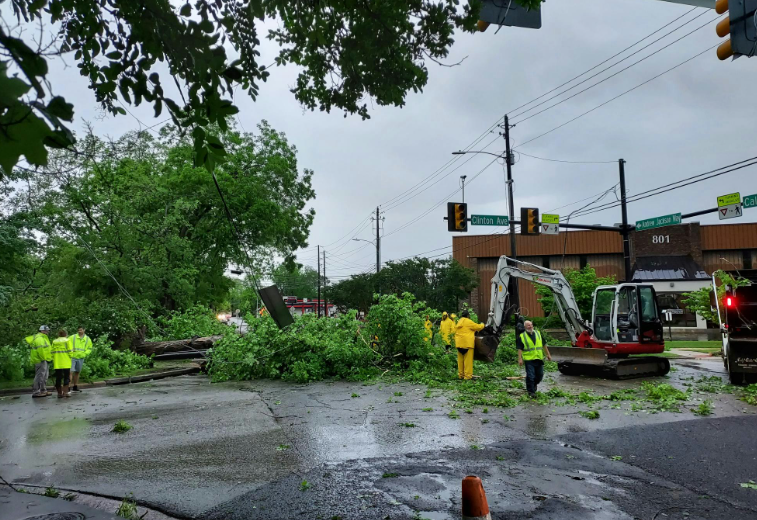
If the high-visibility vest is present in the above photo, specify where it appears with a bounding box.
[520,331,544,361]
[50,337,73,370]
[69,334,93,359]
[25,333,52,364]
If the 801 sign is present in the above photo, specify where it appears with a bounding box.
[651,235,670,244]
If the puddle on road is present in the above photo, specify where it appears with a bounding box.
[25,417,90,444]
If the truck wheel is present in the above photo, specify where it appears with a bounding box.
[729,370,743,385]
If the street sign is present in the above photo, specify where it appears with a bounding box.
[743,194,757,209]
[718,203,742,220]
[635,213,682,231]
[717,192,741,207]
[541,213,559,235]
[663,308,685,315]
[471,214,509,226]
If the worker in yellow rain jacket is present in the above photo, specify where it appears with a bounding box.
[69,327,93,393]
[50,329,73,398]
[26,325,52,398]
[439,312,455,351]
[454,310,485,380]
[424,315,433,342]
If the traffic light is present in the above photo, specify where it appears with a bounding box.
[716,0,757,60]
[447,202,468,232]
[521,207,540,235]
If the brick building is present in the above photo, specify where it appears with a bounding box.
[452,222,757,329]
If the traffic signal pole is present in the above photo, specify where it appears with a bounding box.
[376,206,381,274]
[618,159,632,282]
[317,245,321,318]
[504,115,519,309]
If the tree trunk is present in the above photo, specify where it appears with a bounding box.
[133,335,222,356]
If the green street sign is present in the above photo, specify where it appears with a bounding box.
[635,213,681,231]
[744,194,757,209]
[471,214,509,226]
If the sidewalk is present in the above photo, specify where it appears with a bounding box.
[0,366,200,397]
[0,485,118,520]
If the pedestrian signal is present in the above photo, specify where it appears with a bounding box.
[447,202,468,232]
[521,207,540,235]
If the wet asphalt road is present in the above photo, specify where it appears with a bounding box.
[1,356,756,519]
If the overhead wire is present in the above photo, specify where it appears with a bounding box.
[509,9,715,125]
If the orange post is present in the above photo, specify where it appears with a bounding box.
[462,475,491,520]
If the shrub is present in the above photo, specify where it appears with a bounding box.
[79,336,153,382]
[0,344,34,382]
[152,304,231,340]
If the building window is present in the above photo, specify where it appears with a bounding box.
[579,255,588,269]
[542,256,550,269]
[743,250,752,270]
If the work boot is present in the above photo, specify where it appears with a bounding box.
[63,385,71,398]
[72,385,79,392]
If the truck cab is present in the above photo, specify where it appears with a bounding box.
[718,271,757,384]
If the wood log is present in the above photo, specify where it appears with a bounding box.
[133,335,223,356]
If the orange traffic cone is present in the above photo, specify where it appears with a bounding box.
[462,475,491,520]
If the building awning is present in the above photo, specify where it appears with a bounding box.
[631,255,710,281]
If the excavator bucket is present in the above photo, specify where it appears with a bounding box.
[548,346,608,366]
[474,332,500,363]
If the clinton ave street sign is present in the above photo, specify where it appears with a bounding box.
[471,214,509,226]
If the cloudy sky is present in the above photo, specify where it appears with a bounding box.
[22,0,757,280]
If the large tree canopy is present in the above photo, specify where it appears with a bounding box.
[328,258,479,314]
[0,0,496,175]
[1,121,314,341]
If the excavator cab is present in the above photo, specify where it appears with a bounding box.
[591,284,664,348]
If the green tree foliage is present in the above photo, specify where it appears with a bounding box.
[681,270,749,323]
[535,265,616,321]
[0,0,500,174]
[328,258,478,314]
[272,264,321,299]
[1,122,314,343]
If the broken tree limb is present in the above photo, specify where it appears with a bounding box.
[133,335,222,356]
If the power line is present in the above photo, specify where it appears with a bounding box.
[515,43,718,150]
[516,151,616,165]
[509,9,715,125]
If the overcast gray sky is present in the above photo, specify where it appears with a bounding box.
[29,0,757,280]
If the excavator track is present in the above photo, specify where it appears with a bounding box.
[558,356,670,380]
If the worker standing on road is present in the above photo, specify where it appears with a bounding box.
[26,325,52,398]
[424,315,433,342]
[439,312,455,351]
[51,329,73,398]
[455,310,485,380]
[69,327,93,393]
[517,320,552,398]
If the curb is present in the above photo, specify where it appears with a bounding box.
[0,366,200,397]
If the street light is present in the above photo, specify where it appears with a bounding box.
[353,238,380,273]
[452,150,506,160]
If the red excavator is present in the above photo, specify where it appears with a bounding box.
[474,256,670,379]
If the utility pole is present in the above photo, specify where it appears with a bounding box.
[504,115,519,310]
[317,245,321,318]
[618,159,632,282]
[323,249,328,317]
[460,175,467,203]
[375,206,381,274]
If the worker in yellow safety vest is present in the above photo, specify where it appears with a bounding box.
[454,310,485,380]
[424,315,433,342]
[26,325,52,398]
[69,327,93,393]
[439,312,455,351]
[516,320,552,398]
[51,329,73,398]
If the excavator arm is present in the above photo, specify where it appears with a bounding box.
[483,257,590,343]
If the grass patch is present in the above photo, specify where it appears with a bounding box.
[666,341,721,349]
[44,487,60,498]
[692,400,713,416]
[422,407,433,412]
[115,494,140,520]
[112,420,132,433]
[276,444,291,451]
[579,410,600,420]
[300,480,311,491]
[382,472,399,478]
[448,410,460,419]
[401,422,416,428]
[351,393,360,398]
